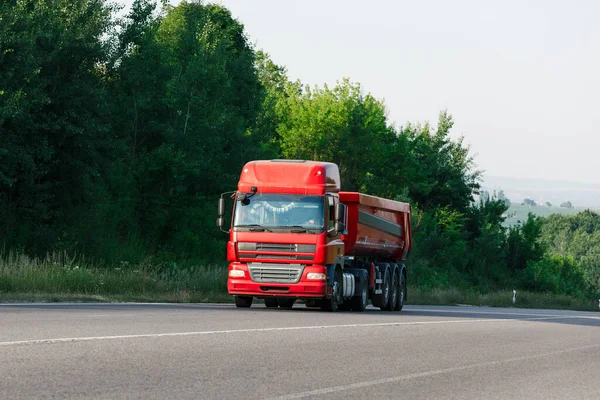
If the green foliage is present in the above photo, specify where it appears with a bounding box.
[273,77,395,192]
[464,198,511,286]
[389,112,480,213]
[408,210,466,290]
[0,251,228,301]
[109,0,265,261]
[540,211,600,296]
[1,0,116,252]
[406,286,597,311]
[518,254,588,297]
[506,213,545,272]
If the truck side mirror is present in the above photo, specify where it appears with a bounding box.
[218,198,226,217]
[329,203,346,237]
[217,190,237,234]
[335,203,346,222]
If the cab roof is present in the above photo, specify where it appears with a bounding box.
[238,160,340,195]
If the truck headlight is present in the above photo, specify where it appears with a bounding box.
[306,272,326,280]
[229,270,245,277]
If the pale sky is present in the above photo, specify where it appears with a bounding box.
[120,0,600,184]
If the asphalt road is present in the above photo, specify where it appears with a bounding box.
[1,303,599,400]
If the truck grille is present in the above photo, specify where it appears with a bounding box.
[248,263,304,283]
[256,243,296,251]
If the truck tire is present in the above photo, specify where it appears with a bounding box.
[395,271,406,311]
[350,279,368,311]
[371,263,387,308]
[379,267,391,311]
[278,298,295,309]
[385,267,399,311]
[321,269,342,312]
[235,296,253,308]
[264,298,279,308]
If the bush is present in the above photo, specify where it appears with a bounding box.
[518,254,589,297]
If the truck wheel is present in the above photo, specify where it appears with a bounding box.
[385,268,399,311]
[264,298,279,308]
[321,269,342,312]
[235,296,253,308]
[350,280,368,311]
[379,267,391,311]
[395,271,406,311]
[278,298,295,309]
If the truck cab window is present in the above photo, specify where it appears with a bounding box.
[233,193,325,233]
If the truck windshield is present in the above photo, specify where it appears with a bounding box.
[233,194,325,233]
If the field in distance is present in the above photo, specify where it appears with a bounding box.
[503,204,598,227]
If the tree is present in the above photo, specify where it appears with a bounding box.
[464,197,510,284]
[540,211,600,296]
[249,51,293,159]
[388,111,480,213]
[0,0,116,252]
[275,78,395,193]
[479,190,490,203]
[506,213,545,272]
[560,201,573,208]
[109,0,264,259]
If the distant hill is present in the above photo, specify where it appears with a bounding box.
[481,176,600,209]
[502,204,592,227]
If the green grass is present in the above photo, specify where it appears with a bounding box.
[503,204,597,227]
[1,252,597,312]
[0,251,231,303]
[407,286,599,312]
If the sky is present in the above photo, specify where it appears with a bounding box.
[120,0,600,184]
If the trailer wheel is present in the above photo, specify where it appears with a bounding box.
[264,298,279,308]
[379,267,391,311]
[395,271,406,311]
[321,269,342,312]
[278,298,295,309]
[350,279,368,311]
[385,267,399,311]
[235,296,253,308]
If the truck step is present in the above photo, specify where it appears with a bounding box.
[374,289,382,295]
[375,279,382,284]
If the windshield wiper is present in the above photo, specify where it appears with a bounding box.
[235,224,273,232]
[289,225,308,233]
[274,225,320,233]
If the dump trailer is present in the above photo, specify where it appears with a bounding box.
[217,160,412,312]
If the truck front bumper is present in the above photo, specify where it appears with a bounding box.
[227,263,327,298]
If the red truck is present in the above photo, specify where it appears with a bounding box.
[217,160,412,312]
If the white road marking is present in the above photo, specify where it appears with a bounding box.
[0,316,576,347]
[408,307,600,318]
[268,343,600,400]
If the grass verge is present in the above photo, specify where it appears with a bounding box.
[0,252,232,303]
[407,286,599,312]
[1,252,597,311]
